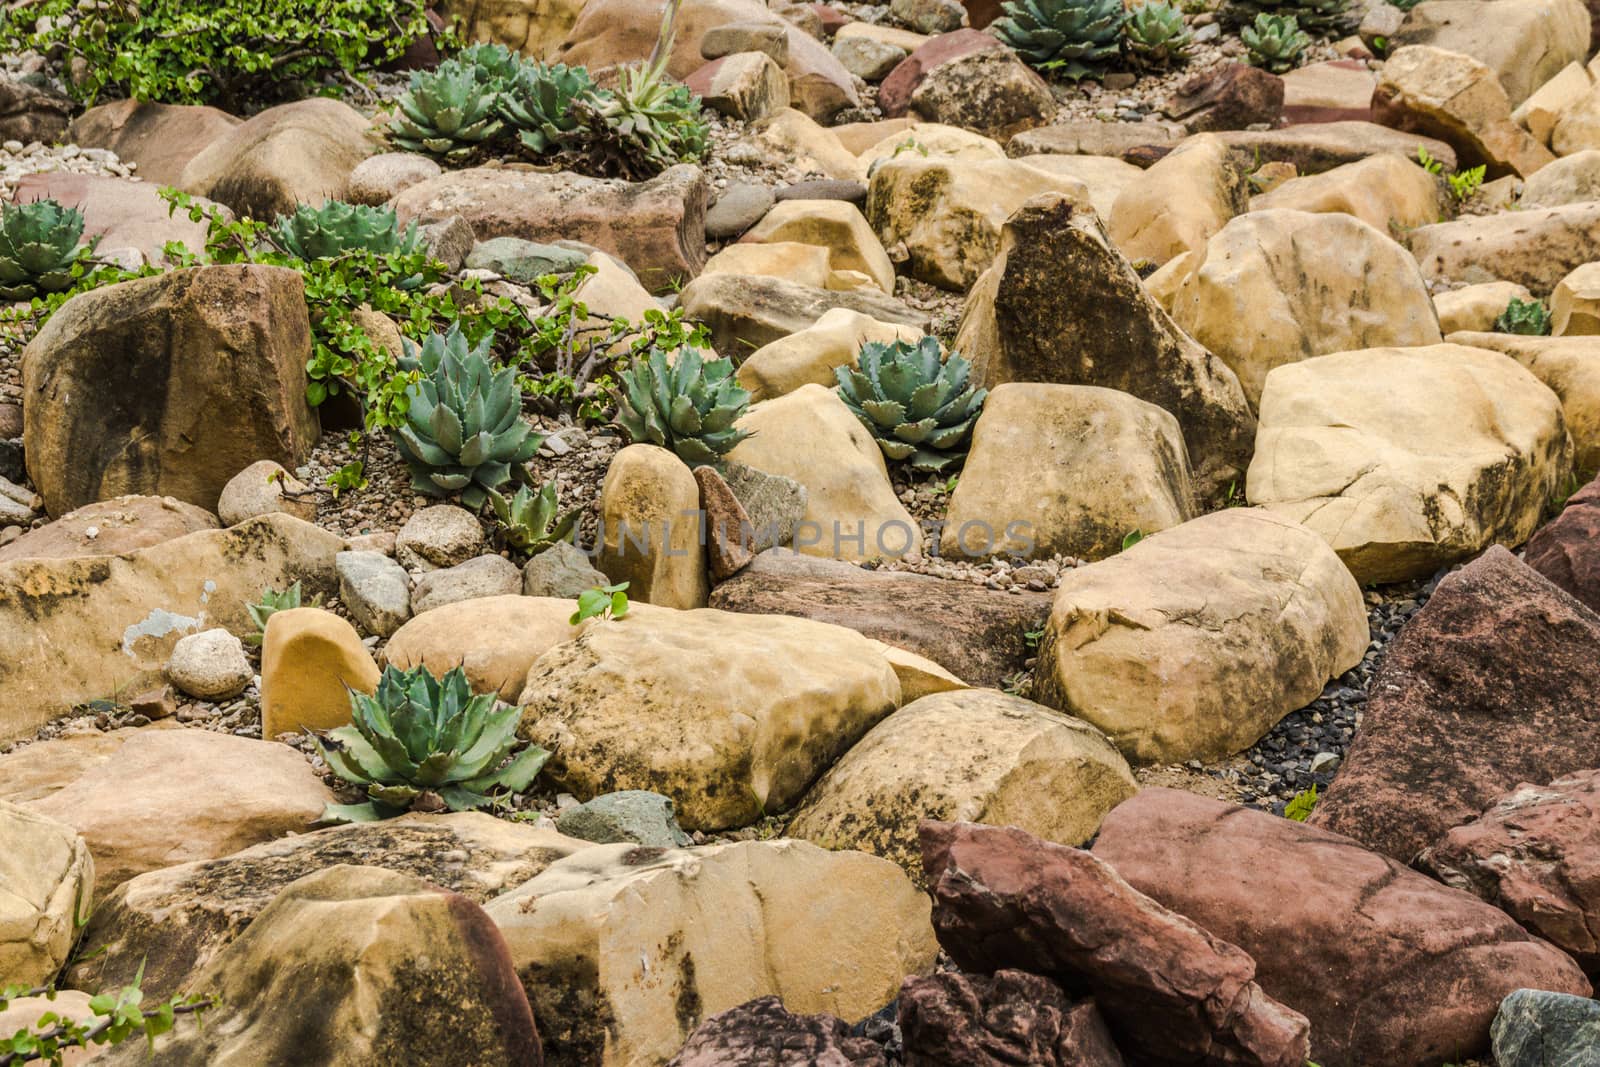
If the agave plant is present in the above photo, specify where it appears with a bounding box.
[836,337,987,473]
[270,200,423,261]
[1496,297,1552,336]
[0,198,97,301]
[1122,2,1193,70]
[244,581,319,646]
[388,58,505,162]
[315,664,548,824]
[1224,0,1354,36]
[499,61,598,156]
[1241,13,1309,73]
[993,0,1125,80]
[458,40,524,91]
[614,347,752,466]
[393,325,543,508]
[487,480,580,555]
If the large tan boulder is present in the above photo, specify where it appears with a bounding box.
[674,272,927,354]
[1407,201,1600,293]
[787,690,1137,884]
[484,839,936,1066]
[742,199,895,294]
[1390,0,1590,108]
[1108,133,1247,266]
[1247,344,1573,582]
[179,98,375,220]
[688,51,790,124]
[1512,61,1592,147]
[517,607,901,829]
[1520,148,1600,208]
[1021,152,1145,222]
[443,0,587,58]
[22,265,317,517]
[0,725,179,806]
[1552,80,1600,156]
[1553,261,1600,336]
[1034,508,1368,764]
[259,607,380,740]
[1246,153,1443,233]
[754,109,865,182]
[383,594,581,700]
[727,384,922,562]
[1373,45,1554,178]
[1446,331,1600,474]
[0,801,92,987]
[0,514,342,741]
[855,121,1005,167]
[11,173,212,266]
[28,729,331,896]
[1433,281,1533,334]
[702,241,832,288]
[0,495,218,564]
[68,99,240,188]
[940,383,1197,561]
[1169,210,1443,409]
[595,443,708,608]
[735,306,922,402]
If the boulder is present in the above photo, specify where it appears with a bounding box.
[443,0,587,58]
[1245,153,1441,233]
[677,273,927,353]
[735,306,922,402]
[1157,121,1458,174]
[517,607,900,829]
[1016,154,1142,222]
[1311,547,1600,861]
[0,991,96,1067]
[1169,210,1443,409]
[335,550,411,638]
[1108,133,1248,266]
[1554,261,1600,335]
[878,29,1003,117]
[906,47,1054,141]
[701,22,791,63]
[10,173,211,266]
[69,99,241,187]
[259,607,380,739]
[669,997,888,1067]
[1093,788,1593,1067]
[1280,59,1378,124]
[384,594,581,700]
[396,503,485,570]
[897,971,1124,1067]
[1034,508,1366,765]
[0,495,218,564]
[0,801,92,987]
[410,553,523,613]
[1247,344,1572,583]
[834,34,908,81]
[22,265,317,517]
[484,838,935,1066]
[693,464,754,579]
[1521,148,1600,208]
[1164,62,1284,132]
[0,725,180,806]
[555,790,689,848]
[754,108,866,182]
[703,240,833,288]
[940,383,1197,560]
[787,690,1136,882]
[1525,471,1600,612]
[465,236,588,282]
[1513,61,1592,147]
[594,443,708,609]
[0,75,71,145]
[1409,201,1600,293]
[343,151,442,206]
[685,52,789,123]
[215,459,316,527]
[166,628,252,701]
[704,182,775,240]
[1006,118,1185,161]
[1390,0,1590,107]
[523,541,609,598]
[1433,281,1532,334]
[1492,989,1600,1067]
[742,198,895,294]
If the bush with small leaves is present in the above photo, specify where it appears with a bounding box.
[0,965,214,1066]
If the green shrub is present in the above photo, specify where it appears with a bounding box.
[835,337,987,473]
[1,965,214,1065]
[993,0,1125,80]
[571,582,629,625]
[1495,298,1552,336]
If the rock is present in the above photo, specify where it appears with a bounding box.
[686,52,789,123]
[954,193,1255,500]
[594,443,707,608]
[788,690,1136,883]
[29,729,331,896]
[419,214,476,270]
[1248,344,1571,583]
[0,801,93,987]
[411,553,523,614]
[518,606,900,828]
[215,459,316,526]
[446,0,587,58]
[396,504,486,570]
[10,172,211,266]
[719,462,807,551]
[1513,62,1592,147]
[834,34,908,80]
[1155,121,1458,174]
[1390,0,1589,108]
[98,866,541,1066]
[1434,280,1532,334]
[1526,472,1600,612]
[484,838,935,1065]
[1554,261,1600,336]
[0,514,342,741]
[678,272,926,353]
[1108,132,1247,267]
[837,22,932,55]
[22,265,317,517]
[0,725,184,806]
[907,47,1054,141]
[178,98,375,220]
[1409,200,1600,293]
[384,594,580,700]
[878,29,1003,118]
[1016,154,1142,221]
[1448,332,1600,475]
[736,306,920,403]
[0,495,218,564]
[702,21,791,63]
[165,628,252,701]
[1093,788,1594,1067]
[1551,79,1600,156]
[669,996,888,1067]
[893,0,966,33]
[692,464,753,579]
[522,540,608,598]
[1006,119,1185,161]
[743,198,894,294]
[335,550,411,638]
[1245,153,1441,233]
[856,121,1004,167]
[66,812,590,998]
[704,240,833,287]
[68,99,240,188]
[259,607,380,740]
[343,150,441,206]
[942,383,1197,560]
[1492,989,1600,1067]
[754,108,866,182]
[1034,508,1365,764]
[1165,62,1284,132]
[704,182,775,239]
[898,971,1125,1067]
[1373,45,1554,178]
[0,74,71,145]
[923,819,1311,1066]
[1169,210,1442,409]
[392,164,707,292]
[1280,59,1378,123]
[1521,148,1600,208]
[727,384,922,562]
[555,790,690,847]
[464,236,589,282]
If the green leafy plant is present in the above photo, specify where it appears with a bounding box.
[1,965,214,1065]
[835,337,987,474]
[1495,297,1552,336]
[614,347,753,466]
[0,199,97,302]
[1447,164,1486,202]
[315,664,548,824]
[270,201,423,263]
[394,325,542,509]
[1416,145,1444,175]
[1223,0,1353,35]
[994,0,1126,79]
[1122,1,1193,70]
[389,58,507,163]
[499,61,597,156]
[571,582,630,625]
[1240,12,1310,73]
[1284,785,1319,821]
[243,581,318,646]
[487,480,580,555]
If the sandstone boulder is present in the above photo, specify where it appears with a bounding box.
[0,75,71,146]
[1514,62,1592,147]
[0,801,92,987]
[742,198,894,293]
[1525,471,1600,612]
[1554,261,1600,336]
[396,503,485,570]
[0,495,218,564]
[685,52,789,123]
[735,306,922,402]
[877,29,1003,117]
[444,0,587,58]
[1245,153,1441,233]
[11,173,211,266]
[669,997,888,1066]
[1409,200,1600,293]
[215,459,316,527]
[1390,0,1590,107]
[1521,148,1600,208]
[1108,133,1247,266]
[69,100,240,187]
[677,273,927,353]
[1434,281,1532,334]
[259,607,380,740]
[906,47,1054,141]
[594,443,707,608]
[384,594,581,700]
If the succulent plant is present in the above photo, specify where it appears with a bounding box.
[388,58,506,162]
[1241,13,1310,73]
[271,200,423,261]
[487,480,580,555]
[244,581,319,646]
[393,324,543,508]
[1495,297,1552,336]
[457,41,523,91]
[1122,2,1193,71]
[499,61,599,156]
[315,664,548,824]
[0,198,96,301]
[993,0,1125,80]
[835,337,987,473]
[1225,0,1355,36]
[614,347,753,467]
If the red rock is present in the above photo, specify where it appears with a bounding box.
[666,996,887,1066]
[1093,787,1593,1067]
[813,3,850,34]
[694,465,756,580]
[1280,60,1377,125]
[67,99,240,189]
[907,48,1055,141]
[961,0,1003,27]
[899,970,1124,1066]
[12,173,211,264]
[878,29,1002,118]
[1525,474,1600,614]
[1164,63,1285,133]
[1311,546,1600,863]
[920,819,1310,1067]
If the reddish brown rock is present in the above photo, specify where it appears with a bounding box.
[907,48,1055,141]
[694,465,755,580]
[1311,546,1600,863]
[68,99,241,188]
[0,75,71,145]
[878,29,1002,117]
[1525,473,1600,614]
[1419,769,1600,975]
[1093,788,1593,1067]
[899,970,1124,1067]
[0,495,219,564]
[1164,63,1285,133]
[666,996,887,1066]
[921,819,1311,1067]
[11,173,212,264]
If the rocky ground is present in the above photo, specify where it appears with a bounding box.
[4,0,1600,1064]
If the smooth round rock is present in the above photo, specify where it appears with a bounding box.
[166,628,253,701]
